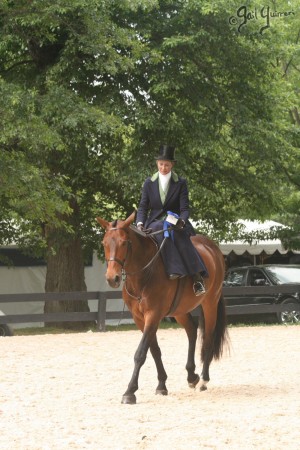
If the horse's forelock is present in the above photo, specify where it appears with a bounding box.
[111,220,118,228]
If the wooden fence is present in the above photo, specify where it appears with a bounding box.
[0,285,299,331]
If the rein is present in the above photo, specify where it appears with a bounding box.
[123,238,168,302]
[105,225,169,302]
[106,226,170,277]
[105,224,187,311]
[124,236,167,277]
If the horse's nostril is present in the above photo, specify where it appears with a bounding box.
[115,275,120,284]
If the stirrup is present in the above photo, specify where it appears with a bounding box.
[193,280,206,296]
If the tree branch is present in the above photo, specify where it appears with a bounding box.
[283,29,300,77]
[1,59,35,74]
[282,166,300,189]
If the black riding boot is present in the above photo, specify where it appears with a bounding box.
[192,272,206,296]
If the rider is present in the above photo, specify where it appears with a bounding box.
[136,144,207,296]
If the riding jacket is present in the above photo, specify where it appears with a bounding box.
[136,171,207,277]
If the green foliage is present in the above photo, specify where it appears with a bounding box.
[115,0,299,240]
[0,0,299,259]
[0,78,70,249]
[0,0,143,255]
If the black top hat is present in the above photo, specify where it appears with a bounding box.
[154,145,176,162]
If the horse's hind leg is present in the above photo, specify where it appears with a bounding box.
[199,298,227,391]
[174,313,200,389]
[198,303,216,391]
[150,335,168,395]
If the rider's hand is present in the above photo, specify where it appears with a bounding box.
[137,223,152,234]
[175,218,185,229]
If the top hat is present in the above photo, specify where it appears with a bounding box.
[154,145,176,162]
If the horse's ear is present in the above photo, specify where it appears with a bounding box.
[123,211,136,228]
[96,217,110,230]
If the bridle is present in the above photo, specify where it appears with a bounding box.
[104,226,167,276]
[105,227,132,269]
[104,225,169,303]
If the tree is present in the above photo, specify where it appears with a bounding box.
[0,78,71,250]
[0,0,298,327]
[249,0,300,248]
[0,0,150,327]
[109,0,299,238]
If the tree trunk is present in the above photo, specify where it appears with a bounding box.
[44,227,93,330]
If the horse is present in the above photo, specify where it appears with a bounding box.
[96,212,228,404]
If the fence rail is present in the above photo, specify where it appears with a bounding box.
[0,285,299,331]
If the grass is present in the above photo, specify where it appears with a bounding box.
[12,318,299,336]
[13,320,181,336]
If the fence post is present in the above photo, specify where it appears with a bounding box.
[97,292,107,332]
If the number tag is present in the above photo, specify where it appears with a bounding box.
[166,214,178,225]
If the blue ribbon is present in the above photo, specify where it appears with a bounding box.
[163,211,179,241]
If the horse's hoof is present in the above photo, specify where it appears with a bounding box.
[188,374,200,389]
[155,389,168,396]
[121,394,136,404]
[200,382,208,391]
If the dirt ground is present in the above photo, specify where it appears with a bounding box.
[1,325,300,450]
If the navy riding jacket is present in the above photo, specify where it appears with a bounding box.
[136,172,195,236]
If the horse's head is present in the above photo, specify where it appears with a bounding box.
[96,212,135,288]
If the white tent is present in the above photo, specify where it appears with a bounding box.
[1,219,299,327]
[0,251,125,328]
[219,220,300,256]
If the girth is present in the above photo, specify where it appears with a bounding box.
[166,276,187,317]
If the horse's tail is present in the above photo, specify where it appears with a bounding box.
[213,294,229,359]
[199,294,229,361]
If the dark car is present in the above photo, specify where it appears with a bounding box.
[0,310,14,336]
[223,265,300,324]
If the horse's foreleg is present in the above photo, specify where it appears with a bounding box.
[132,309,168,395]
[121,325,158,405]
[174,313,200,389]
[149,335,168,395]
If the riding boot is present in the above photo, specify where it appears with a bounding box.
[192,272,206,296]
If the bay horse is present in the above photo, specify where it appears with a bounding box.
[96,212,228,404]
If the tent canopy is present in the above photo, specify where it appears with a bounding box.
[218,220,299,256]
